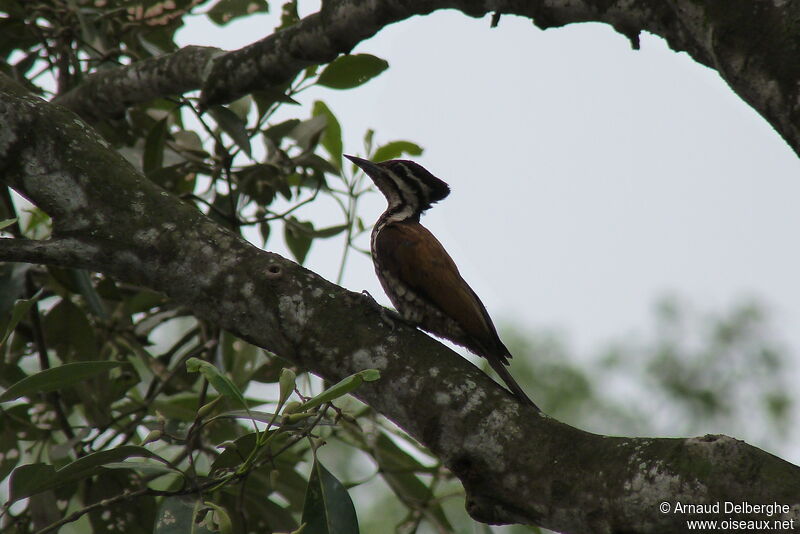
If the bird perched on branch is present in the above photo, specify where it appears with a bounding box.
[345,155,538,410]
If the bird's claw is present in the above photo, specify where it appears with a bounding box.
[361,290,407,330]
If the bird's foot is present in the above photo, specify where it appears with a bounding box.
[361,290,407,330]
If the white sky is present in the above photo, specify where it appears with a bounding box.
[177,6,800,456]
[179,7,800,352]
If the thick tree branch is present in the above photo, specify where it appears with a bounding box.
[52,46,222,121]
[0,237,98,271]
[51,0,800,157]
[2,73,800,533]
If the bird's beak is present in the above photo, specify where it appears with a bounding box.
[345,154,382,178]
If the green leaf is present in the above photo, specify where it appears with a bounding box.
[0,217,17,231]
[259,220,271,246]
[209,105,252,157]
[208,0,268,26]
[87,470,157,533]
[203,502,234,534]
[102,461,181,477]
[309,224,347,238]
[264,118,300,145]
[148,163,197,195]
[279,368,297,405]
[278,0,299,30]
[143,118,168,175]
[297,370,379,412]
[253,83,298,118]
[220,330,263,387]
[71,269,108,318]
[54,446,159,487]
[317,54,389,90]
[155,496,216,534]
[312,101,342,167]
[0,263,28,318]
[0,289,42,348]
[9,463,56,503]
[292,152,339,177]
[185,358,248,411]
[363,129,374,154]
[289,115,327,153]
[238,163,280,205]
[137,31,174,58]
[228,95,253,121]
[284,217,314,265]
[9,446,158,501]
[42,298,99,361]
[372,141,423,163]
[372,433,452,531]
[209,410,278,424]
[211,431,292,471]
[301,458,359,534]
[0,421,19,481]
[285,221,347,240]
[0,361,124,403]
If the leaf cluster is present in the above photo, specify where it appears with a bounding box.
[0,2,436,533]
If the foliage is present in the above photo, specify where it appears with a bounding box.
[503,297,794,445]
[0,2,795,534]
[0,1,422,532]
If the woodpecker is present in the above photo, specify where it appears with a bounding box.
[345,155,538,410]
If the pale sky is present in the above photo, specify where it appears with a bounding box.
[180,7,800,351]
[178,7,800,457]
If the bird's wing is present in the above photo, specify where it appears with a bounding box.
[375,222,505,357]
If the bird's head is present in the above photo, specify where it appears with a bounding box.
[345,155,451,218]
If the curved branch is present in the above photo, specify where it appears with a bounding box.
[201,0,800,156]
[53,46,222,121]
[3,71,800,533]
[48,0,800,156]
[0,237,99,270]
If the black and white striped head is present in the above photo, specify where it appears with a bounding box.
[345,155,451,221]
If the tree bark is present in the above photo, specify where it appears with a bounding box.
[2,67,800,532]
[53,0,800,157]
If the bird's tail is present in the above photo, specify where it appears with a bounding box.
[488,357,540,412]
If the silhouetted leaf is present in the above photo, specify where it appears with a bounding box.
[143,118,168,175]
[259,220,271,246]
[277,0,299,30]
[289,115,327,152]
[209,105,252,157]
[238,163,280,205]
[264,118,300,145]
[284,217,313,264]
[373,141,423,163]
[43,298,99,361]
[0,420,19,481]
[0,289,41,347]
[150,163,198,195]
[293,152,339,176]
[313,101,343,167]
[317,54,388,90]
[208,0,268,26]
[253,83,298,118]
